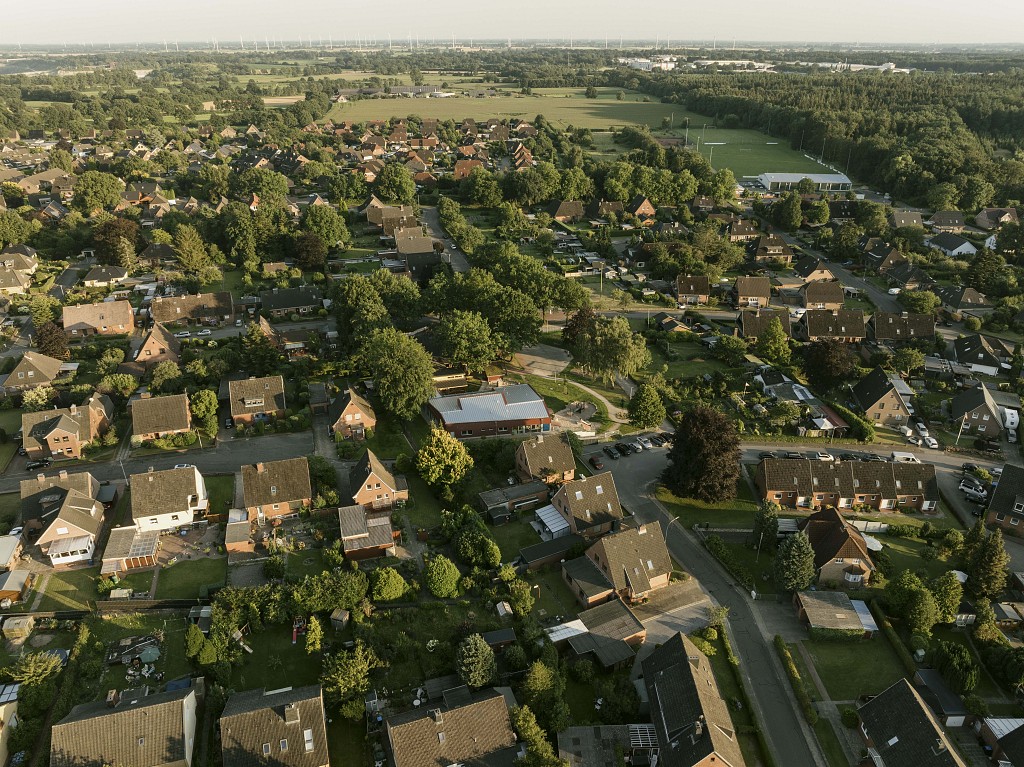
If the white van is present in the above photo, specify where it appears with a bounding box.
[890,451,921,464]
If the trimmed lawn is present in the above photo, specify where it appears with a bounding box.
[525,566,579,620]
[231,624,322,690]
[358,416,412,460]
[645,341,732,381]
[656,481,759,529]
[880,535,954,582]
[90,613,192,691]
[155,556,227,599]
[399,473,445,530]
[716,533,776,593]
[490,519,541,561]
[286,549,327,581]
[814,716,851,767]
[803,637,906,700]
[0,491,20,532]
[929,625,1004,700]
[114,570,157,595]
[704,636,766,766]
[204,474,235,518]
[328,718,374,767]
[37,566,101,612]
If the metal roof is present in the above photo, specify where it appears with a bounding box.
[535,504,569,536]
[429,384,548,425]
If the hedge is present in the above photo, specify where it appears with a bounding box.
[703,534,754,589]
[868,599,918,675]
[808,626,864,642]
[825,400,875,443]
[773,634,818,725]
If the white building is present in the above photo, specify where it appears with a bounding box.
[129,465,208,531]
[758,173,853,192]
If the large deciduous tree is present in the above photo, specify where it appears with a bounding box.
[35,322,67,360]
[803,339,856,390]
[374,163,416,205]
[416,426,474,489]
[73,171,125,213]
[662,406,740,502]
[320,641,381,719]
[357,327,435,419]
[436,310,497,373]
[755,316,791,364]
[627,384,666,429]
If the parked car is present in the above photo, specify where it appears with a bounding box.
[173,331,191,338]
[759,451,777,460]
[785,451,802,459]
[814,451,834,462]
[629,442,643,453]
[924,436,939,449]
[962,463,979,473]
[839,453,860,461]
[25,459,50,471]
[959,478,985,495]
[17,446,26,456]
[648,435,665,447]
[915,422,929,437]
[906,436,922,446]
[173,464,195,470]
[888,287,901,295]
[659,431,674,443]
[8,526,23,537]
[588,456,605,471]
[614,443,631,457]
[197,329,212,337]
[1010,429,1019,444]
[962,486,988,503]
[224,417,234,428]
[602,446,619,460]
[637,436,653,449]
[862,454,886,462]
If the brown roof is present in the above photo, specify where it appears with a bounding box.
[517,434,575,480]
[798,507,873,571]
[385,691,516,767]
[242,458,311,508]
[62,300,133,333]
[739,308,791,339]
[349,450,406,499]
[50,687,196,767]
[870,312,935,341]
[150,292,233,323]
[330,387,375,423]
[220,685,329,767]
[676,274,711,296]
[587,524,672,593]
[137,322,182,359]
[801,281,845,306]
[8,352,64,384]
[131,394,191,436]
[22,393,111,451]
[552,472,623,532]
[228,376,287,418]
[735,276,771,300]
[803,309,865,339]
[130,466,204,522]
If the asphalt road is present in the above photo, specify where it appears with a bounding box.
[584,441,826,767]
[420,205,470,273]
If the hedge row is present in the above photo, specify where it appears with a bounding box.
[703,534,754,589]
[773,635,819,725]
[826,400,876,443]
[720,624,777,767]
[808,626,865,642]
[868,599,917,675]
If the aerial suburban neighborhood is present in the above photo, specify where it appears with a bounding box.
[0,15,1021,767]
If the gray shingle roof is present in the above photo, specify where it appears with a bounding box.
[852,367,900,411]
[801,280,845,305]
[934,285,989,311]
[802,309,865,339]
[552,472,623,533]
[339,507,395,552]
[734,276,770,299]
[517,434,575,480]
[22,394,111,452]
[51,687,196,767]
[857,679,967,767]
[950,386,1000,422]
[793,256,834,279]
[228,376,286,418]
[259,286,322,312]
[642,633,746,767]
[676,274,711,295]
[988,463,1024,520]
[242,458,311,508]
[20,471,99,526]
[220,685,329,767]
[8,351,64,385]
[870,312,935,341]
[739,309,791,339]
[130,466,203,522]
[587,524,672,593]
[131,394,191,436]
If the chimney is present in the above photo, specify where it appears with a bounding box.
[901,312,909,319]
[283,703,301,724]
[58,470,68,480]
[106,689,120,708]
[256,462,266,473]
[36,473,45,482]
[69,404,77,415]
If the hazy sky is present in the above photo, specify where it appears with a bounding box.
[1,0,1022,46]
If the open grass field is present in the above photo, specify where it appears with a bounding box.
[656,480,760,529]
[36,566,100,611]
[802,637,906,700]
[154,556,227,599]
[490,518,542,561]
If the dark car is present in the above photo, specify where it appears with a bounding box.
[602,446,619,460]
[961,463,979,473]
[614,442,631,457]
[648,435,665,447]
[589,456,605,471]
[758,451,777,460]
[224,417,234,429]
[839,453,860,461]
[862,454,886,462]
[17,446,27,456]
[785,451,802,459]
[659,432,674,443]
[25,459,51,471]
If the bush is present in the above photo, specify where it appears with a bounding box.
[868,600,918,674]
[773,635,818,725]
[704,535,753,588]
[263,555,285,580]
[424,554,460,598]
[571,659,595,683]
[841,707,859,728]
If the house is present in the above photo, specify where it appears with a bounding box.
[395,236,443,278]
[756,457,939,512]
[976,718,1024,765]
[259,286,322,317]
[134,323,181,367]
[515,434,575,485]
[928,211,967,234]
[82,265,128,288]
[427,384,551,439]
[864,243,908,273]
[738,308,791,340]
[227,376,286,426]
[675,274,711,305]
[986,463,1024,532]
[653,313,688,333]
[242,457,312,523]
[562,523,672,607]
[800,281,845,311]
[131,394,192,441]
[100,527,160,575]
[976,207,1019,231]
[733,276,771,308]
[928,232,977,258]
[61,300,133,336]
[349,450,409,511]
[329,387,376,439]
[852,366,912,428]
[0,244,39,274]
[868,312,935,344]
[586,199,624,219]
[21,393,113,460]
[889,209,924,229]
[750,234,794,264]
[857,679,966,767]
[799,507,875,587]
[550,472,623,539]
[727,218,759,242]
[625,195,656,224]
[799,309,866,342]
[50,686,198,767]
[0,571,33,602]
[384,691,517,767]
[641,633,747,767]
[20,470,102,566]
[793,256,836,282]
[150,292,234,325]
[130,466,208,532]
[934,285,991,316]
[139,242,177,267]
[220,685,329,767]
[0,267,30,294]
[885,262,934,291]
[950,386,1002,437]
[915,668,970,727]
[339,506,397,559]
[0,683,19,767]
[954,333,1013,376]
[547,200,585,224]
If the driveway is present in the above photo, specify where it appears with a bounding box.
[420,205,470,273]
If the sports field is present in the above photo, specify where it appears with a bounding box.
[325,86,827,178]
